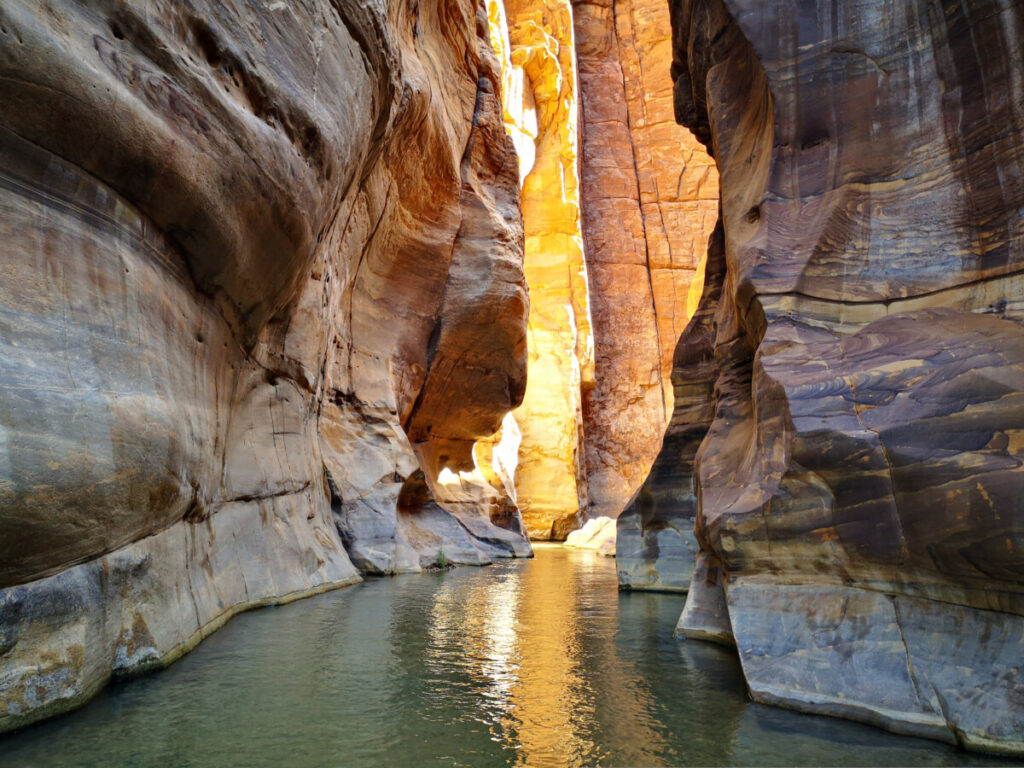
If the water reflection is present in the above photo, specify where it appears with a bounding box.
[0,547,1012,768]
[419,544,671,766]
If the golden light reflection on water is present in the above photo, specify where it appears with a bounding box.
[426,545,666,767]
[2,547,991,768]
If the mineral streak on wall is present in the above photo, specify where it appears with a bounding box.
[489,0,596,540]
[572,0,718,521]
[0,0,531,732]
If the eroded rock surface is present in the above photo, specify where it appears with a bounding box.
[489,0,595,541]
[0,0,529,731]
[631,0,1024,754]
[573,0,718,521]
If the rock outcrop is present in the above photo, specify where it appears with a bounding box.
[0,0,529,732]
[564,515,616,555]
[628,0,1024,754]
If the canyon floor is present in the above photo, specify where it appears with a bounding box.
[0,547,1013,768]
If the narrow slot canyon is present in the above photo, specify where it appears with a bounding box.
[1,0,1023,766]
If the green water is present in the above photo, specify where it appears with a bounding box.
[0,546,1015,767]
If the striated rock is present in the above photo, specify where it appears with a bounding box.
[0,0,529,732]
[572,0,718,521]
[617,222,722,591]
[490,0,595,540]
[564,515,616,555]
[639,0,1024,754]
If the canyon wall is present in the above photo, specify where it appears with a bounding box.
[490,0,595,541]
[0,0,530,732]
[628,0,1024,754]
[495,0,716,539]
[572,0,717,524]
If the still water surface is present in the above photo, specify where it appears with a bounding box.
[0,546,1015,767]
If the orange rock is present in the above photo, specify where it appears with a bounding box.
[572,0,717,520]
[490,0,595,540]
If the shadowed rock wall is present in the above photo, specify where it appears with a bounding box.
[0,0,529,732]
[629,0,1024,754]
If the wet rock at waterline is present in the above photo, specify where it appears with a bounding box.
[618,0,1024,755]
[564,515,616,555]
[0,0,530,732]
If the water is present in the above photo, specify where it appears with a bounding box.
[0,546,1015,767]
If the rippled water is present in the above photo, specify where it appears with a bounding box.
[0,546,1015,767]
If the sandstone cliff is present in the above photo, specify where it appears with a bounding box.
[0,0,530,732]
[626,0,1024,754]
[573,0,717,524]
[490,0,595,540]
[494,0,716,539]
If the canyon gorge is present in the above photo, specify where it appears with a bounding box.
[1,0,1022,762]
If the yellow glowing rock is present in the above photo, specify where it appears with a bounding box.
[491,0,717,536]
[490,0,593,540]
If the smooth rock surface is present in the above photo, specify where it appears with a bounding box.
[0,0,530,731]
[643,0,1024,755]
[564,515,616,555]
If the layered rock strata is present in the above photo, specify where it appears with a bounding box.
[632,0,1024,754]
[0,0,529,732]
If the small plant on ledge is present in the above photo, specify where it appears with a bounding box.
[426,548,453,572]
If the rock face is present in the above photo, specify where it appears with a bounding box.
[0,0,529,732]
[570,0,718,580]
[617,223,722,591]
[629,0,1024,754]
[572,0,717,521]
[493,0,716,539]
[489,0,595,541]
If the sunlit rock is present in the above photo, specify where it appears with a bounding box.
[492,0,716,540]
[490,0,595,540]
[616,223,722,591]
[564,515,616,556]
[572,0,718,522]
